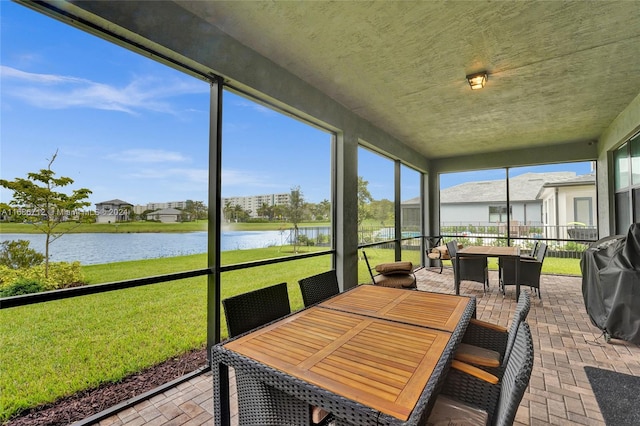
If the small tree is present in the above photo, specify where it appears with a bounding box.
[357,177,374,242]
[287,186,305,253]
[0,151,92,277]
[0,240,45,269]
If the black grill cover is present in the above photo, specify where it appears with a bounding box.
[581,224,640,344]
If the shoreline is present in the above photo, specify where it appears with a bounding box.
[0,220,330,234]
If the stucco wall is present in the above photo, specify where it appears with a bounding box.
[597,92,640,236]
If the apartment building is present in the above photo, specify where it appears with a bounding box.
[222,193,291,218]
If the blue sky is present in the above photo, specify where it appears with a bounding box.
[1,2,592,210]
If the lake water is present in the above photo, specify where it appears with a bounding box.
[0,229,320,265]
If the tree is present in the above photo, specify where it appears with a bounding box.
[357,176,373,228]
[287,186,305,252]
[257,203,273,220]
[0,240,45,269]
[182,200,206,221]
[370,199,394,224]
[0,150,92,277]
[223,201,233,223]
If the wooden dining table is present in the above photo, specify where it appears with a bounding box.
[212,285,475,425]
[455,245,521,298]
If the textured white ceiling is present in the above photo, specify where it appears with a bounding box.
[177,1,640,159]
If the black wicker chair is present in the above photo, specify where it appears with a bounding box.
[500,242,548,298]
[223,282,291,338]
[223,283,330,425]
[455,290,531,372]
[447,240,489,293]
[298,270,340,307]
[498,241,539,282]
[429,321,534,426]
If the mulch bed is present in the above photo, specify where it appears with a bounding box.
[5,347,208,426]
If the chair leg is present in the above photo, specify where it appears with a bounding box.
[438,259,443,274]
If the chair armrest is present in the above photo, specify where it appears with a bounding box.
[451,360,499,385]
[469,318,508,333]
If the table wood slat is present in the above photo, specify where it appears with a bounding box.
[457,246,519,256]
[320,285,470,332]
[224,307,451,420]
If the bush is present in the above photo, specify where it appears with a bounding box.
[0,279,44,297]
[0,261,85,292]
[0,240,45,269]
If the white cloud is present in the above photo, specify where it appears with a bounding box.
[128,167,208,184]
[222,169,281,191]
[0,65,208,115]
[233,99,277,116]
[108,149,189,163]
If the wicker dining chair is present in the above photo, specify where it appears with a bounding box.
[298,270,340,307]
[429,321,534,426]
[455,290,531,372]
[223,283,331,425]
[500,242,548,298]
[447,240,489,293]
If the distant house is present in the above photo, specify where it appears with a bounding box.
[538,173,597,239]
[438,172,578,228]
[400,172,596,232]
[95,199,133,223]
[146,208,182,223]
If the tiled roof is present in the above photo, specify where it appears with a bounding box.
[440,172,577,203]
[95,199,133,206]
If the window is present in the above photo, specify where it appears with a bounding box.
[614,133,640,233]
[574,197,593,226]
[615,143,630,190]
[489,205,511,222]
[221,89,333,263]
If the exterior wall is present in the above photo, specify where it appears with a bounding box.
[539,184,597,238]
[150,214,179,223]
[440,201,541,227]
[441,203,487,225]
[95,202,132,223]
[147,201,188,210]
[598,92,640,237]
[561,185,597,226]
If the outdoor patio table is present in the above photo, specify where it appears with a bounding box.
[212,286,475,425]
[455,246,521,298]
[319,285,475,331]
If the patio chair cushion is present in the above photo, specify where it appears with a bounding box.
[455,343,501,367]
[373,273,416,288]
[375,261,413,275]
[427,395,489,426]
[428,245,450,260]
[428,243,463,261]
[312,406,330,424]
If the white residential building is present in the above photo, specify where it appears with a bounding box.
[222,193,291,218]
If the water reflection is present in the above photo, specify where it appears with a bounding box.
[0,229,329,265]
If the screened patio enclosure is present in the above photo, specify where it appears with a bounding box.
[15,0,640,348]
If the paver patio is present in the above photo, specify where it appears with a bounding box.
[97,267,640,426]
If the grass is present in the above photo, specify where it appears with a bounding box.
[0,246,582,421]
[0,247,333,421]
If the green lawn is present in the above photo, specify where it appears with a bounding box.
[0,247,333,421]
[0,247,581,421]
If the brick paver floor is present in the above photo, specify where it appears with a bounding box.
[96,268,640,425]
